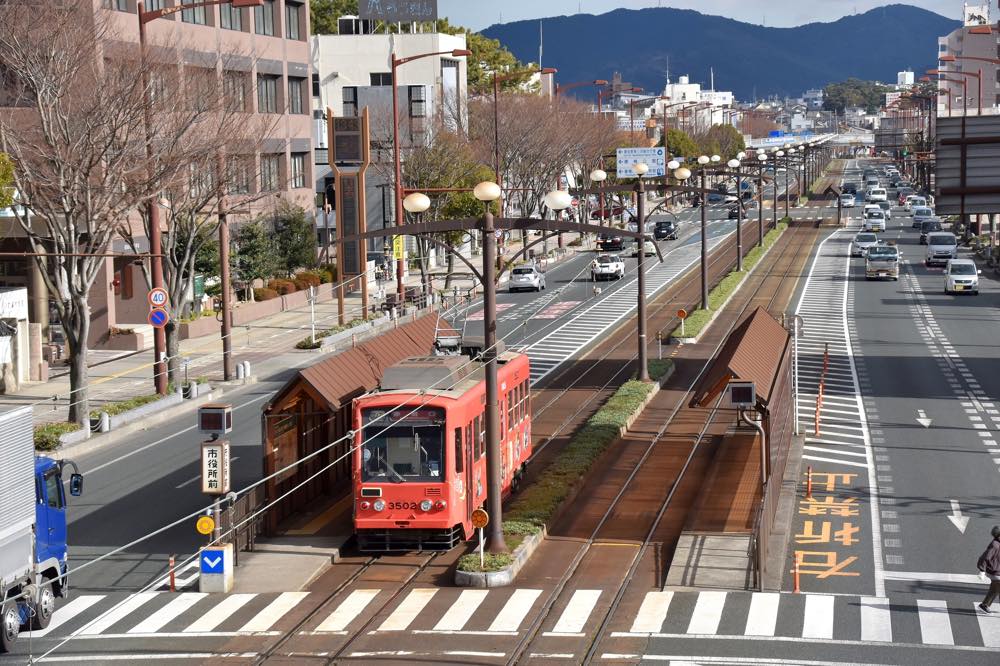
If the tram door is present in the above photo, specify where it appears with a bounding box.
[465,427,475,525]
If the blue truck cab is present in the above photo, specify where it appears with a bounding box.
[0,404,82,653]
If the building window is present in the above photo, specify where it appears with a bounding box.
[288,77,305,114]
[260,154,280,191]
[370,72,392,86]
[343,86,358,116]
[257,75,278,113]
[290,153,306,188]
[105,0,129,10]
[220,2,243,30]
[227,156,251,194]
[285,1,302,40]
[254,0,275,36]
[181,0,207,25]
[311,72,320,97]
[408,85,426,118]
[224,71,248,112]
[147,0,164,10]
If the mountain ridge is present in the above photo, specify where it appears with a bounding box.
[481,4,960,100]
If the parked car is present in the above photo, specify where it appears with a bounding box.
[597,233,625,252]
[840,193,856,208]
[911,206,934,227]
[944,258,981,294]
[591,254,625,281]
[865,244,901,280]
[919,219,943,244]
[654,220,678,240]
[508,264,546,292]
[925,232,958,266]
[852,232,880,257]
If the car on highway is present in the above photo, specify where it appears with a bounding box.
[597,233,625,252]
[508,264,546,292]
[905,195,927,212]
[865,244,901,280]
[925,232,958,266]
[842,182,859,195]
[876,201,892,219]
[632,238,658,257]
[852,232,880,257]
[944,258,981,294]
[919,218,943,243]
[706,192,725,203]
[867,187,888,203]
[591,205,628,220]
[911,206,934,227]
[863,209,887,232]
[653,220,678,240]
[724,192,739,203]
[591,254,625,281]
[897,188,915,205]
[840,193,856,208]
[727,205,742,219]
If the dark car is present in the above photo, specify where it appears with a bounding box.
[592,205,627,220]
[728,205,742,220]
[654,220,678,240]
[706,192,725,203]
[842,182,858,195]
[597,233,625,251]
[919,219,943,244]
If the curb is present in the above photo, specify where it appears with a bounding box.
[455,526,547,588]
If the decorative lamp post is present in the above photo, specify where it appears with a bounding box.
[757,152,767,247]
[696,155,711,309]
[590,168,608,225]
[728,156,744,271]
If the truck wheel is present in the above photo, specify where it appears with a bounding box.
[30,587,54,631]
[1,602,20,653]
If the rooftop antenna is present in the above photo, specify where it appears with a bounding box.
[539,20,543,69]
[710,66,714,91]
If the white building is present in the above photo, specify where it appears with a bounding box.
[897,70,915,87]
[311,17,469,261]
[803,89,824,110]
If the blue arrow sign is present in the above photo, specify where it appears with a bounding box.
[148,308,169,329]
[200,548,225,574]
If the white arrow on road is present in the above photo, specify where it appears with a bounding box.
[947,499,970,534]
[916,409,933,428]
[203,555,222,569]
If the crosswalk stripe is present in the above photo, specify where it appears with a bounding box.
[975,603,1000,647]
[686,591,726,635]
[27,595,105,638]
[73,592,159,636]
[744,592,779,636]
[316,589,381,633]
[630,591,672,633]
[860,597,892,642]
[918,600,954,645]
[488,589,542,632]
[548,589,602,635]
[379,588,438,631]
[802,595,834,639]
[432,589,488,632]
[238,592,308,633]
[128,593,207,634]
[184,593,257,633]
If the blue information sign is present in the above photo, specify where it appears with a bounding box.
[200,548,225,574]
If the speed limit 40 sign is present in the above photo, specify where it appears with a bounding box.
[148,288,169,308]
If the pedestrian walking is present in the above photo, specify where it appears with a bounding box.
[977,525,1000,613]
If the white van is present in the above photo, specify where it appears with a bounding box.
[925,232,958,266]
[867,187,888,203]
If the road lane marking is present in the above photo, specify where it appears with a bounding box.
[917,600,954,645]
[26,595,105,638]
[73,592,159,636]
[128,593,207,634]
[859,597,892,642]
[377,588,438,632]
[184,593,257,633]
[802,595,834,639]
[545,589,602,636]
[630,591,673,633]
[488,589,542,632]
[686,591,726,635]
[975,603,1000,647]
[238,592,308,633]
[432,589,488,632]
[744,592,779,636]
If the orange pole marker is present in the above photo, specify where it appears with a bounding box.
[793,554,801,593]
[168,555,176,593]
[806,465,813,499]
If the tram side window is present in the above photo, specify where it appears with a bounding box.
[523,381,530,415]
[454,427,464,473]
[465,424,473,459]
[507,392,514,431]
[475,415,484,458]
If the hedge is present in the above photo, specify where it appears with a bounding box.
[253,287,279,301]
[669,221,788,340]
[34,422,81,451]
[457,368,672,572]
[294,317,367,350]
[89,393,166,419]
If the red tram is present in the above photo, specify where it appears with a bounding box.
[353,351,531,551]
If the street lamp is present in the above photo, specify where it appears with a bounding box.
[927,67,981,115]
[695,155,711,310]
[631,161,650,381]
[756,152,767,248]
[391,47,473,301]
[728,156,744,271]
[589,168,608,225]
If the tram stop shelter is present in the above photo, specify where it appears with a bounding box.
[261,313,446,536]
[667,307,794,590]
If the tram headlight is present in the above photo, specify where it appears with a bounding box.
[435,500,447,510]
[420,499,433,512]
[359,501,371,511]
[373,500,386,512]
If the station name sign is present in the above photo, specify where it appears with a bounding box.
[359,0,438,23]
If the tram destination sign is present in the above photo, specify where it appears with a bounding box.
[359,0,437,23]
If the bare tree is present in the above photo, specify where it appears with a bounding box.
[0,2,250,423]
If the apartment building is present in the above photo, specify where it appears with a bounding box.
[937,22,999,115]
[0,0,314,350]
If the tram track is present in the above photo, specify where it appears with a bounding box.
[506,225,818,665]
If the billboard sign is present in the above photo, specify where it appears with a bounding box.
[359,0,438,22]
[616,147,666,178]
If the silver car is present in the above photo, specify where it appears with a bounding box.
[508,265,546,292]
[852,232,879,257]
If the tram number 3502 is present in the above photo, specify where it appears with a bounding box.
[388,501,422,510]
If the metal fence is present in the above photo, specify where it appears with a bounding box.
[219,485,266,566]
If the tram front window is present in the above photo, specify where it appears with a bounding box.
[361,407,444,483]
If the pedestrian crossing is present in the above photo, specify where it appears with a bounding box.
[29,587,1000,649]
[794,225,873,472]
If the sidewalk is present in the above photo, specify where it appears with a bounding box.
[1,230,588,425]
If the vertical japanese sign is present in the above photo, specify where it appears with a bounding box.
[340,173,361,276]
[201,440,231,495]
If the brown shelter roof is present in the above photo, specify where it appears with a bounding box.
[266,314,447,414]
[690,307,791,409]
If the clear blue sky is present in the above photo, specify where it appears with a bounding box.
[439,1,957,31]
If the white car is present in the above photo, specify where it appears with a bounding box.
[867,187,888,203]
[925,232,958,267]
[632,239,657,257]
[840,194,856,208]
[865,244,900,280]
[904,195,926,212]
[851,232,879,257]
[591,254,625,281]
[863,209,886,232]
[944,258,980,294]
[876,201,892,219]
[508,265,546,292]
